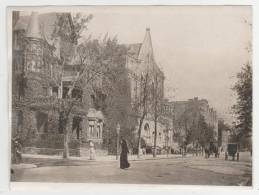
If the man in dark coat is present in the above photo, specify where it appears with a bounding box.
[120,138,130,169]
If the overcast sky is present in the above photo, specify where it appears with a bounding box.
[21,6,252,124]
[80,6,251,124]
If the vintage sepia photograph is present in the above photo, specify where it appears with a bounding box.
[9,6,252,186]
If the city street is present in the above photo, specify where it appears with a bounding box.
[11,152,252,186]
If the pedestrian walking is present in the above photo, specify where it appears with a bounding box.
[89,140,96,160]
[120,138,130,169]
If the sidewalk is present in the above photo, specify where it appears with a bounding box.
[10,153,192,170]
[21,153,189,162]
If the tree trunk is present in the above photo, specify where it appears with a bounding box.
[137,116,145,158]
[63,120,70,159]
[153,116,157,158]
[153,74,158,158]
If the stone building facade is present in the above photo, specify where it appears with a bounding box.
[126,28,172,150]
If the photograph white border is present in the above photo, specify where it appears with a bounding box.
[0,0,258,194]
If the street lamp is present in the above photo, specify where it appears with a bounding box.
[116,123,120,160]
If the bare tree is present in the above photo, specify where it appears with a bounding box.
[44,13,120,158]
[152,73,160,157]
[133,71,150,158]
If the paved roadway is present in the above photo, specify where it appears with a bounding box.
[11,153,252,186]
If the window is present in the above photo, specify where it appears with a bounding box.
[72,88,82,101]
[89,125,94,137]
[159,132,162,142]
[36,112,48,133]
[144,123,150,138]
[42,87,48,96]
[58,111,65,134]
[52,87,59,97]
[62,87,69,98]
[72,116,82,140]
[97,125,101,139]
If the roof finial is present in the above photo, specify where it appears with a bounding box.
[138,27,153,61]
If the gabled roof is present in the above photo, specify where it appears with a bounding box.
[126,43,142,59]
[126,28,164,78]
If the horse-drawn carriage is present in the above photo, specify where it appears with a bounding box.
[225,143,239,161]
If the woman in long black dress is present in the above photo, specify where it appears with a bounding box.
[120,138,130,169]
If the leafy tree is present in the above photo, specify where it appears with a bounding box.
[51,14,137,157]
[97,38,137,154]
[232,63,252,150]
[197,115,215,148]
[176,99,216,153]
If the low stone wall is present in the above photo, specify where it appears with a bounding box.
[23,147,80,156]
[21,133,81,156]
[21,133,109,157]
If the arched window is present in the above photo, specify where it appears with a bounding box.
[159,132,162,142]
[144,123,150,137]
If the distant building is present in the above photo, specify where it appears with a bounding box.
[162,97,218,150]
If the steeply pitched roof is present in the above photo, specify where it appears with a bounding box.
[138,28,154,63]
[126,28,164,78]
